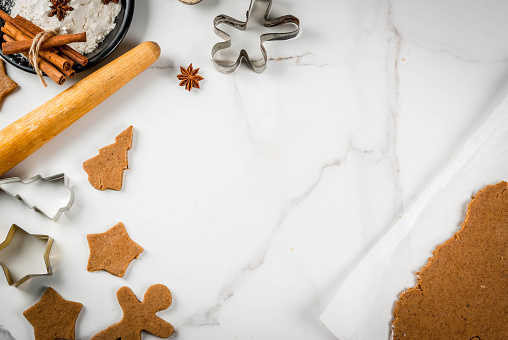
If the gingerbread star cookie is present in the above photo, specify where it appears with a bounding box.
[87,222,143,277]
[0,59,17,109]
[91,284,174,340]
[392,181,508,339]
[24,287,83,340]
[83,126,133,191]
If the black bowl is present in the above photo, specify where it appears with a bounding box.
[0,0,134,73]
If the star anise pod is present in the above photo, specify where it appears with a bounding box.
[103,0,119,4]
[177,64,204,92]
[48,0,73,21]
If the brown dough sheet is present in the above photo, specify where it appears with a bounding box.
[392,181,508,339]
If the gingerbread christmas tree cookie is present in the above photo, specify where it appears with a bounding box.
[23,287,83,340]
[87,222,143,277]
[91,284,174,340]
[392,182,508,339]
[83,126,133,191]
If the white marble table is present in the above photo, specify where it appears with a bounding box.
[1,0,508,339]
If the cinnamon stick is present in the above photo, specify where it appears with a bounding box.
[2,32,86,55]
[2,22,70,70]
[0,9,15,27]
[1,27,72,79]
[0,9,70,82]
[0,10,75,66]
[3,34,65,85]
[55,62,75,79]
[0,10,73,71]
[58,45,88,66]
[59,53,76,68]
[14,15,88,66]
[47,49,75,79]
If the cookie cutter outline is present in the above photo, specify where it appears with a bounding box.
[212,0,300,73]
[0,173,74,222]
[0,224,53,287]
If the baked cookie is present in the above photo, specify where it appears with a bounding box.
[0,59,17,109]
[91,284,174,340]
[24,287,83,340]
[83,126,133,191]
[87,222,143,277]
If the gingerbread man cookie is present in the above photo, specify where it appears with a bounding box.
[91,284,174,340]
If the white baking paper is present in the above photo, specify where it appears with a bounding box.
[320,94,508,339]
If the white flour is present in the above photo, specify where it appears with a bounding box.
[10,0,121,54]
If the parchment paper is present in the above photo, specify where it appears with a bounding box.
[320,94,508,339]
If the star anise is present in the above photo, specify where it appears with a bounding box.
[177,64,204,92]
[48,0,73,21]
[103,0,119,5]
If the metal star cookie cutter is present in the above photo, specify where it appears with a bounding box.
[212,0,300,73]
[0,224,53,287]
[0,173,74,221]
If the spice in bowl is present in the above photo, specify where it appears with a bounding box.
[10,0,121,54]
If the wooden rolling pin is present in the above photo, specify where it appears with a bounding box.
[0,41,160,176]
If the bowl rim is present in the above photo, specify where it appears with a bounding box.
[0,0,134,74]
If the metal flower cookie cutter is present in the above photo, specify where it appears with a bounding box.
[212,0,300,73]
[0,224,53,287]
[0,173,74,221]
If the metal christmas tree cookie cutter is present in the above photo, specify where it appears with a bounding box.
[212,0,300,73]
[0,224,53,287]
[0,173,74,221]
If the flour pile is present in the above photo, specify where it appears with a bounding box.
[10,0,121,54]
